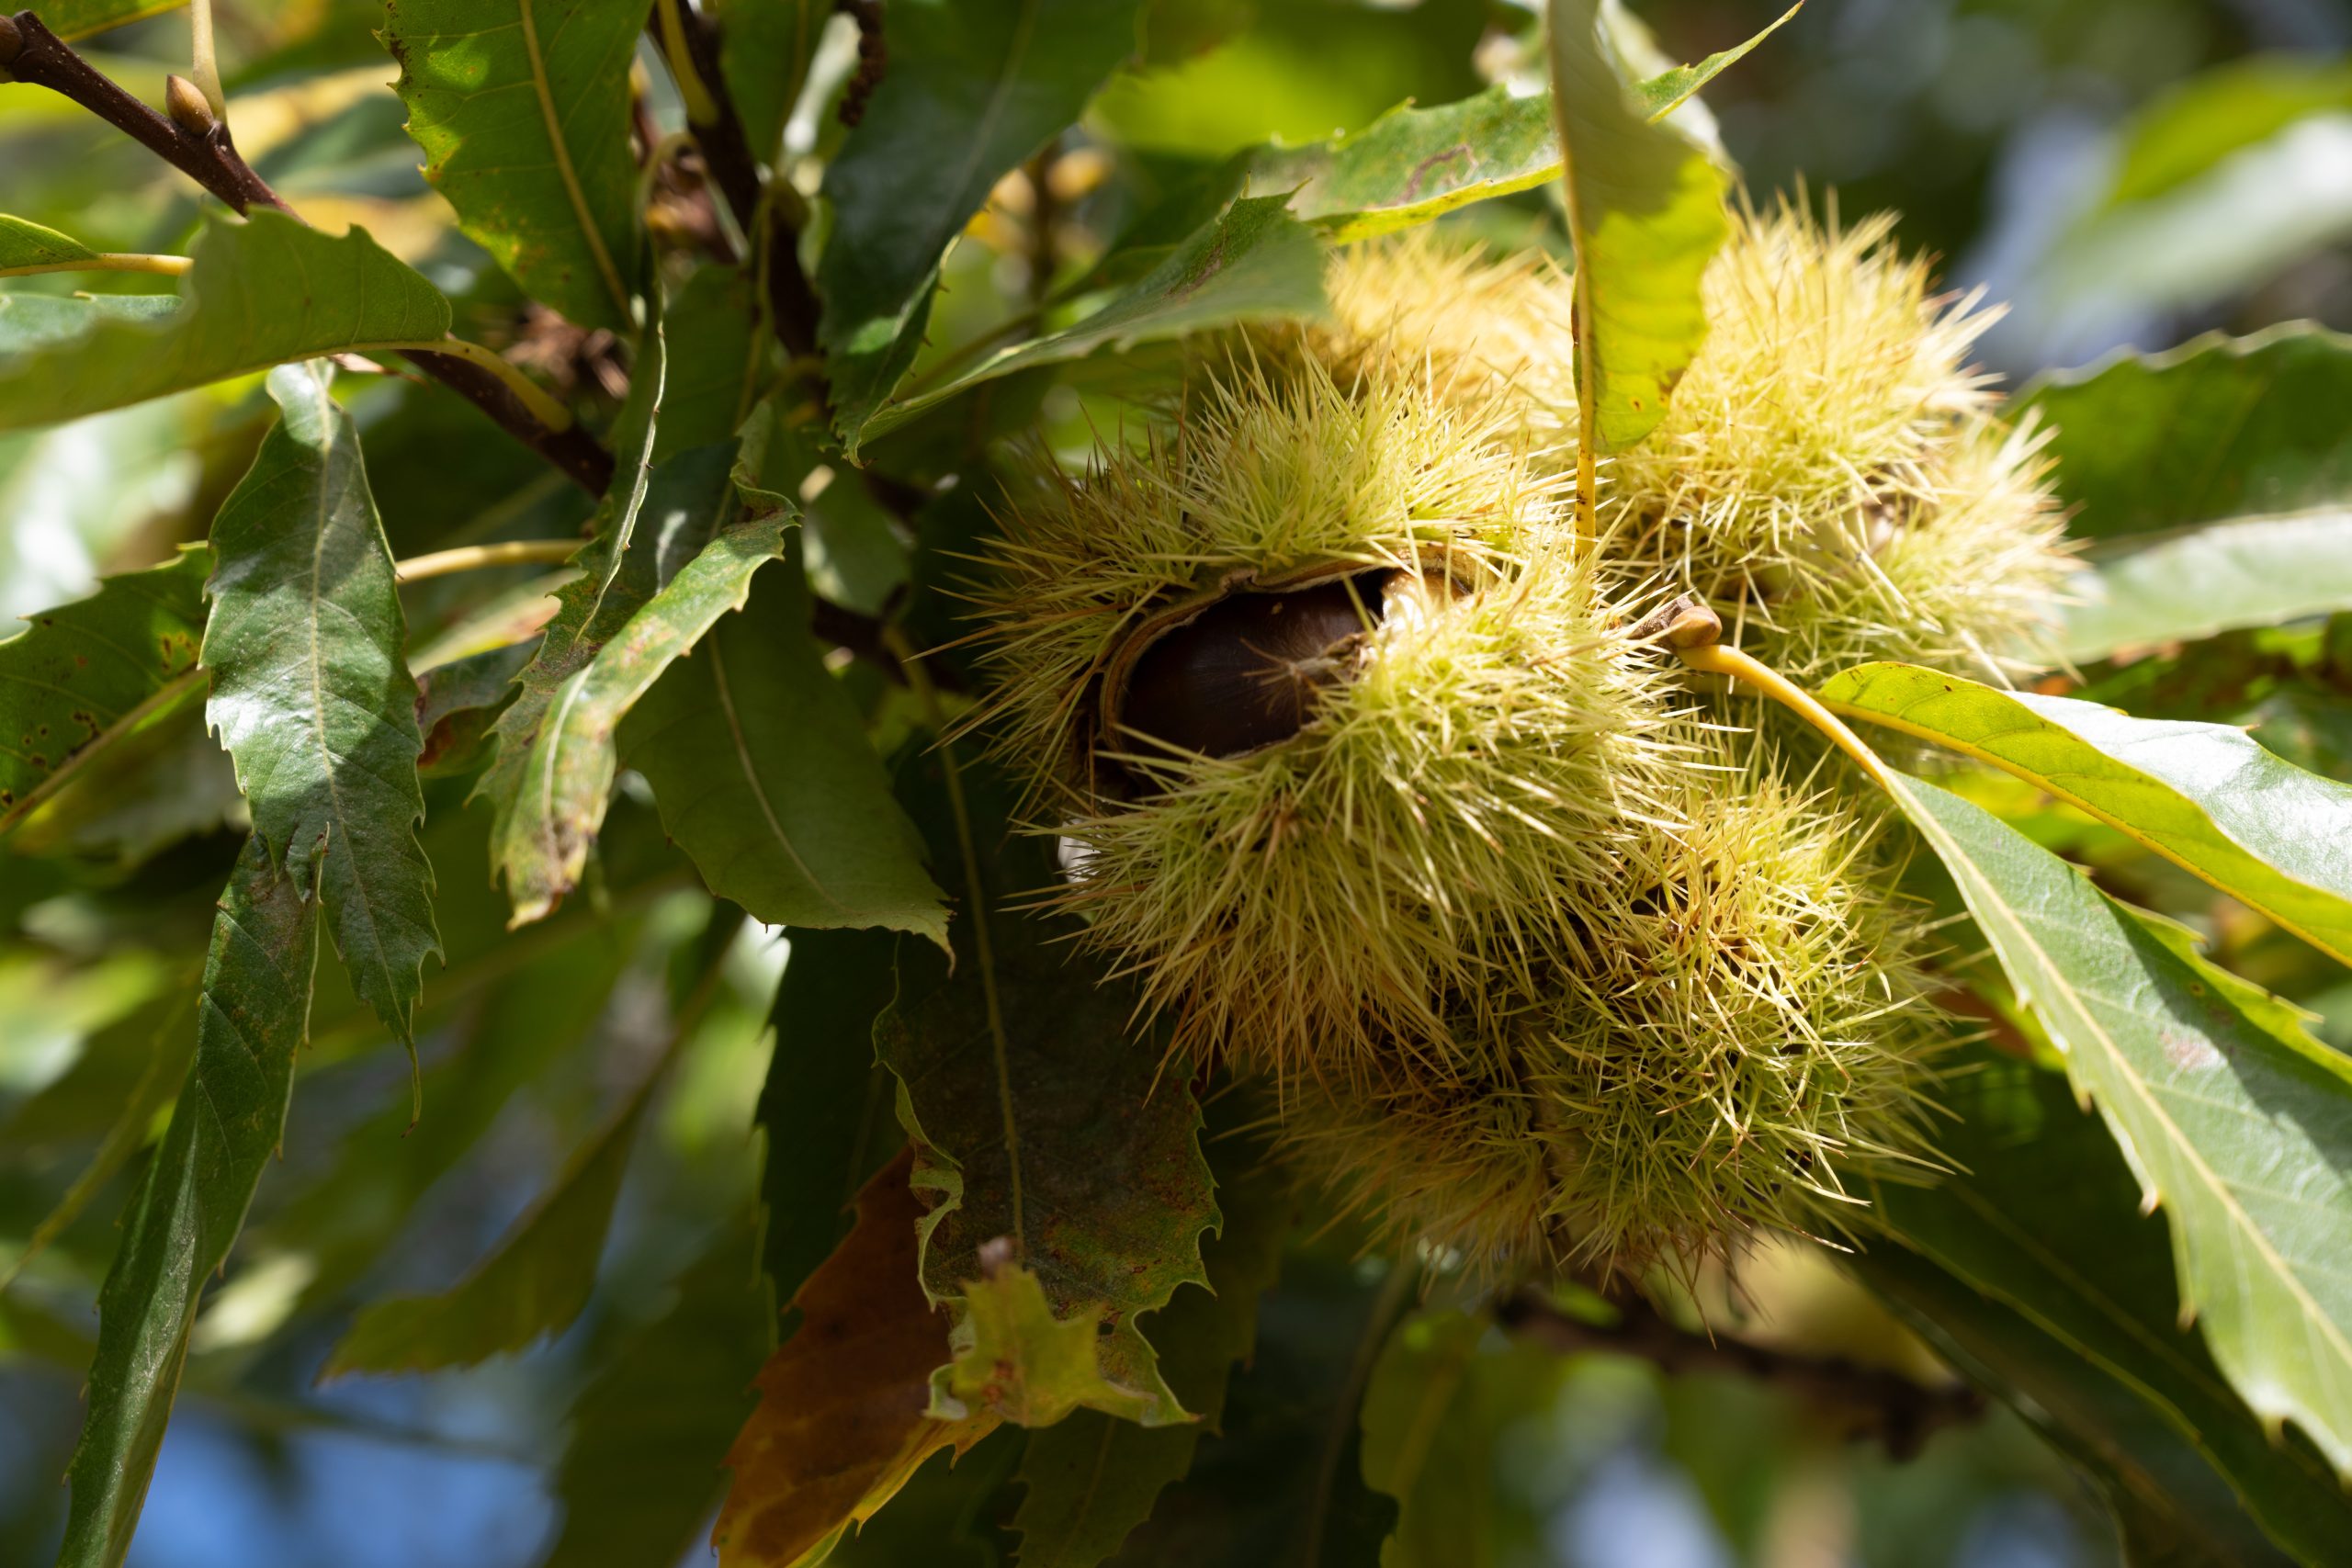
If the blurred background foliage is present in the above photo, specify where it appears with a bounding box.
[3,1,2350,1565]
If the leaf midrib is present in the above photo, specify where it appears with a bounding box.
[516,0,630,321]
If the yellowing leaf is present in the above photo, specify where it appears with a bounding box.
[936,1254,1161,1429]
[714,1147,998,1568]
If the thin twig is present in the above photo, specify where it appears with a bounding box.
[0,9,615,496]
[0,252,190,278]
[393,538,582,584]
[1496,1290,1986,1461]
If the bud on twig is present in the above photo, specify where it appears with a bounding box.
[164,73,216,136]
[0,15,24,70]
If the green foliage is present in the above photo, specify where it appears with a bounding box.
[5,2,2351,1562]
[0,213,449,431]
[1891,774,2352,1481]
[0,547,208,834]
[880,746,1217,1428]
[1825,663,2352,968]
[1545,0,1727,451]
[1859,1052,2352,1564]
[817,0,1148,449]
[200,362,437,1041]
[384,0,645,332]
[621,549,947,942]
[61,837,319,1568]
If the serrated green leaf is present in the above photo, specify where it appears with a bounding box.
[862,196,1326,441]
[657,264,764,461]
[58,835,321,1568]
[2024,325,2352,542]
[879,745,1217,1428]
[0,547,209,837]
[0,212,449,431]
[544,1207,775,1568]
[0,214,99,271]
[1547,0,1729,452]
[201,361,438,1042]
[1106,1247,1408,1568]
[2062,509,2352,660]
[495,502,789,927]
[1013,1129,1291,1568]
[621,547,947,942]
[385,0,643,332]
[1822,663,2352,968]
[1857,1051,2350,1566]
[756,925,905,1316]
[1625,2,1803,121]
[819,0,1148,450]
[322,1064,649,1377]
[1888,772,2352,1480]
[1360,1309,1569,1568]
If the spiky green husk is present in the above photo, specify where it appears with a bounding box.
[970,355,1678,1077]
[1307,206,2075,686]
[1283,756,1952,1276]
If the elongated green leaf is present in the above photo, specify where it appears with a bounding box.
[385,0,643,332]
[1360,1310,1569,1568]
[0,294,180,358]
[1626,2,1803,121]
[1889,773,2352,1479]
[707,0,823,164]
[1546,0,1728,451]
[0,212,448,432]
[1107,1247,1408,1567]
[497,503,788,927]
[657,265,763,461]
[879,746,1217,1428]
[1014,1128,1290,1568]
[322,1071,649,1376]
[819,0,1148,449]
[36,1,184,38]
[622,549,945,940]
[201,362,437,1041]
[544,1208,774,1568]
[1858,1052,2350,1566]
[59,836,321,1568]
[1823,663,2352,969]
[2063,510,2352,660]
[2024,325,2352,542]
[861,196,1326,441]
[0,215,98,270]
[0,547,209,836]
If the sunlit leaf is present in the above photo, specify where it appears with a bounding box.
[1546,0,1728,451]
[0,212,449,431]
[940,1257,1162,1427]
[1859,1051,2352,1566]
[384,0,644,332]
[879,745,1218,1428]
[2024,325,2352,542]
[714,1146,1000,1568]
[1889,773,2352,1480]
[59,836,321,1568]
[0,213,99,269]
[1822,663,2352,967]
[860,196,1326,442]
[0,547,209,838]
[819,0,1148,450]
[39,1,185,41]
[2062,509,2352,660]
[621,547,948,942]
[201,361,438,1041]
[1013,1133,1291,1568]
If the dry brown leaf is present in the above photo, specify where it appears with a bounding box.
[713,1145,1000,1566]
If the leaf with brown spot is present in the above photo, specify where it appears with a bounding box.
[713,1146,999,1567]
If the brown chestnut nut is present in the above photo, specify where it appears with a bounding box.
[1115,572,1393,759]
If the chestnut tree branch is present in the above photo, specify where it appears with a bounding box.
[0,8,615,496]
[1496,1289,1986,1461]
